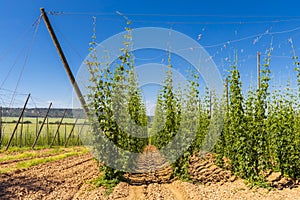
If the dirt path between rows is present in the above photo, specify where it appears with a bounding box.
[164,183,188,200]
[127,186,145,200]
[1,153,300,200]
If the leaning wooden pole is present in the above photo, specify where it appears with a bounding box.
[19,115,24,147]
[64,118,79,147]
[50,109,67,147]
[40,8,89,116]
[5,94,30,151]
[31,102,52,149]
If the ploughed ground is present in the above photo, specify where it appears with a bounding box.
[0,147,299,200]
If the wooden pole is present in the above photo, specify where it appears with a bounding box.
[76,120,86,145]
[40,8,89,116]
[257,52,261,90]
[5,94,30,151]
[31,103,52,149]
[50,109,67,147]
[64,118,78,147]
[46,116,49,145]
[19,115,24,147]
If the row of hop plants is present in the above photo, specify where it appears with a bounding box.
[215,45,300,185]
[86,21,300,186]
[86,19,148,181]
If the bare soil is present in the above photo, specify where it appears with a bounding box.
[124,145,173,185]
[0,153,101,200]
[0,151,300,200]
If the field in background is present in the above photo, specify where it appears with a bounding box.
[0,117,87,149]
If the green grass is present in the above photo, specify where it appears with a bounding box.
[0,146,89,173]
[15,151,83,169]
[89,175,120,196]
[0,146,46,153]
[0,147,84,162]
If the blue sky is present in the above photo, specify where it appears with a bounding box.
[1,0,300,112]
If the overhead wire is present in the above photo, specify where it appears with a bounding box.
[8,15,42,108]
[0,23,39,89]
[46,10,300,54]
[0,88,28,96]
[128,18,300,25]
[0,15,42,110]
[120,13,300,19]
[186,25,300,49]
[48,11,300,25]
[47,9,300,58]
[49,11,300,18]
[0,45,28,90]
[0,10,295,112]
[51,22,85,60]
